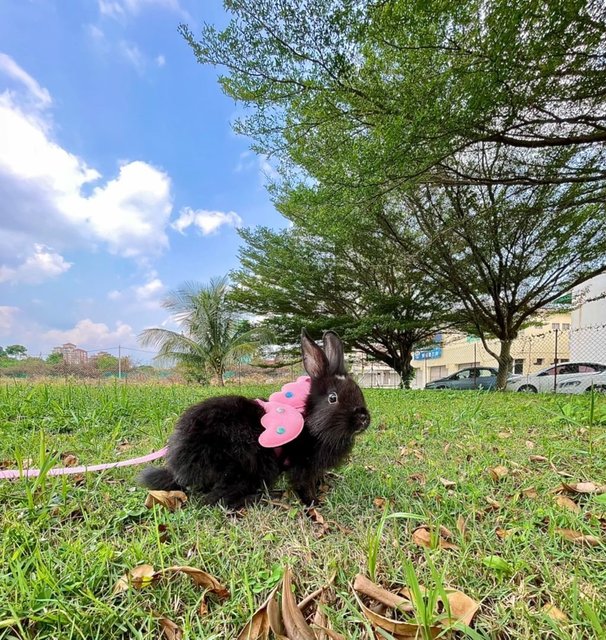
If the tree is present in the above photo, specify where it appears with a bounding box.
[46,352,63,365]
[182,0,606,193]
[4,345,27,359]
[378,148,606,388]
[138,277,264,386]
[232,223,449,386]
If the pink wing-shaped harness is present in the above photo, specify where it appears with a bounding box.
[256,376,311,448]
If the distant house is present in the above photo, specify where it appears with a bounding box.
[52,343,88,365]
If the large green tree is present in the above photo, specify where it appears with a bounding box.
[183,0,606,192]
[232,224,450,386]
[138,277,263,386]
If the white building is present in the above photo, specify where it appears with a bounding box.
[570,274,606,361]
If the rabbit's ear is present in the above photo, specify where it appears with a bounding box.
[301,328,329,379]
[323,331,346,376]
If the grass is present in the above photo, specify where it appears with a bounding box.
[0,382,605,639]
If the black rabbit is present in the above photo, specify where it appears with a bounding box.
[138,329,370,508]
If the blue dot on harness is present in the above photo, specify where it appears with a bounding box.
[276,426,286,434]
[285,391,294,398]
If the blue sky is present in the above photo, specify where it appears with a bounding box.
[0,0,285,362]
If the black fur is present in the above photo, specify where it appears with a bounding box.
[138,329,370,508]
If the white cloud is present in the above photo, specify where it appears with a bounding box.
[0,53,51,108]
[0,306,19,334]
[119,41,145,74]
[98,0,186,18]
[108,290,122,300]
[155,54,166,67]
[0,57,174,275]
[43,319,136,349]
[171,207,243,236]
[0,244,72,284]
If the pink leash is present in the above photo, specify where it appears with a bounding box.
[0,446,168,480]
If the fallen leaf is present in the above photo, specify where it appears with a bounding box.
[412,526,459,550]
[237,584,281,640]
[485,497,501,510]
[281,567,316,640]
[409,473,427,486]
[61,453,79,467]
[525,440,535,449]
[353,575,479,638]
[145,490,188,512]
[113,564,156,594]
[160,566,230,599]
[542,604,568,623]
[308,507,330,537]
[555,528,601,546]
[554,496,581,514]
[489,465,508,482]
[373,497,386,509]
[529,455,548,463]
[561,482,606,495]
[495,528,514,539]
[159,616,183,640]
[439,478,456,489]
[497,431,512,439]
[456,515,468,540]
[522,487,538,499]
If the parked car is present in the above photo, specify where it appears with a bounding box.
[425,367,499,390]
[507,362,606,393]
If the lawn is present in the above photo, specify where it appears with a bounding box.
[0,382,605,639]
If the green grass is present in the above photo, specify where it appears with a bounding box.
[1,382,605,639]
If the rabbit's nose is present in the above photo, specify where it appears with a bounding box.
[354,406,370,431]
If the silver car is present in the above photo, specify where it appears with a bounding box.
[507,362,606,393]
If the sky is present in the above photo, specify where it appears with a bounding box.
[0,0,285,363]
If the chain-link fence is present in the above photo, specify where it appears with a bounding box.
[351,324,606,390]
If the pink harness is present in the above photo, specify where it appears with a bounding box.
[0,377,311,481]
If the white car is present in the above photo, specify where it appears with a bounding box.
[507,362,606,394]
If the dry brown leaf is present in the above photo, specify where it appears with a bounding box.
[495,528,514,539]
[555,528,601,546]
[352,588,427,639]
[353,575,414,613]
[525,440,535,449]
[485,497,502,510]
[373,497,387,509]
[160,566,230,599]
[308,507,330,537]
[159,616,183,640]
[561,482,606,495]
[439,478,456,489]
[61,453,79,467]
[489,465,508,482]
[554,496,581,514]
[144,490,188,512]
[353,576,479,638]
[456,515,468,540]
[409,473,427,486]
[412,526,459,550]
[113,564,156,594]
[236,584,282,640]
[542,604,568,623]
[281,567,317,640]
[522,487,538,499]
[529,455,548,463]
[497,431,512,439]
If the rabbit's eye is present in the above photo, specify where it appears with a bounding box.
[328,392,338,404]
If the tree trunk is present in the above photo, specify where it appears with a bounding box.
[495,339,513,390]
[396,356,415,389]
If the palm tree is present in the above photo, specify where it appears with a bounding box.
[138,277,263,385]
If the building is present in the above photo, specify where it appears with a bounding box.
[52,343,88,365]
[351,312,571,388]
[570,274,606,362]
